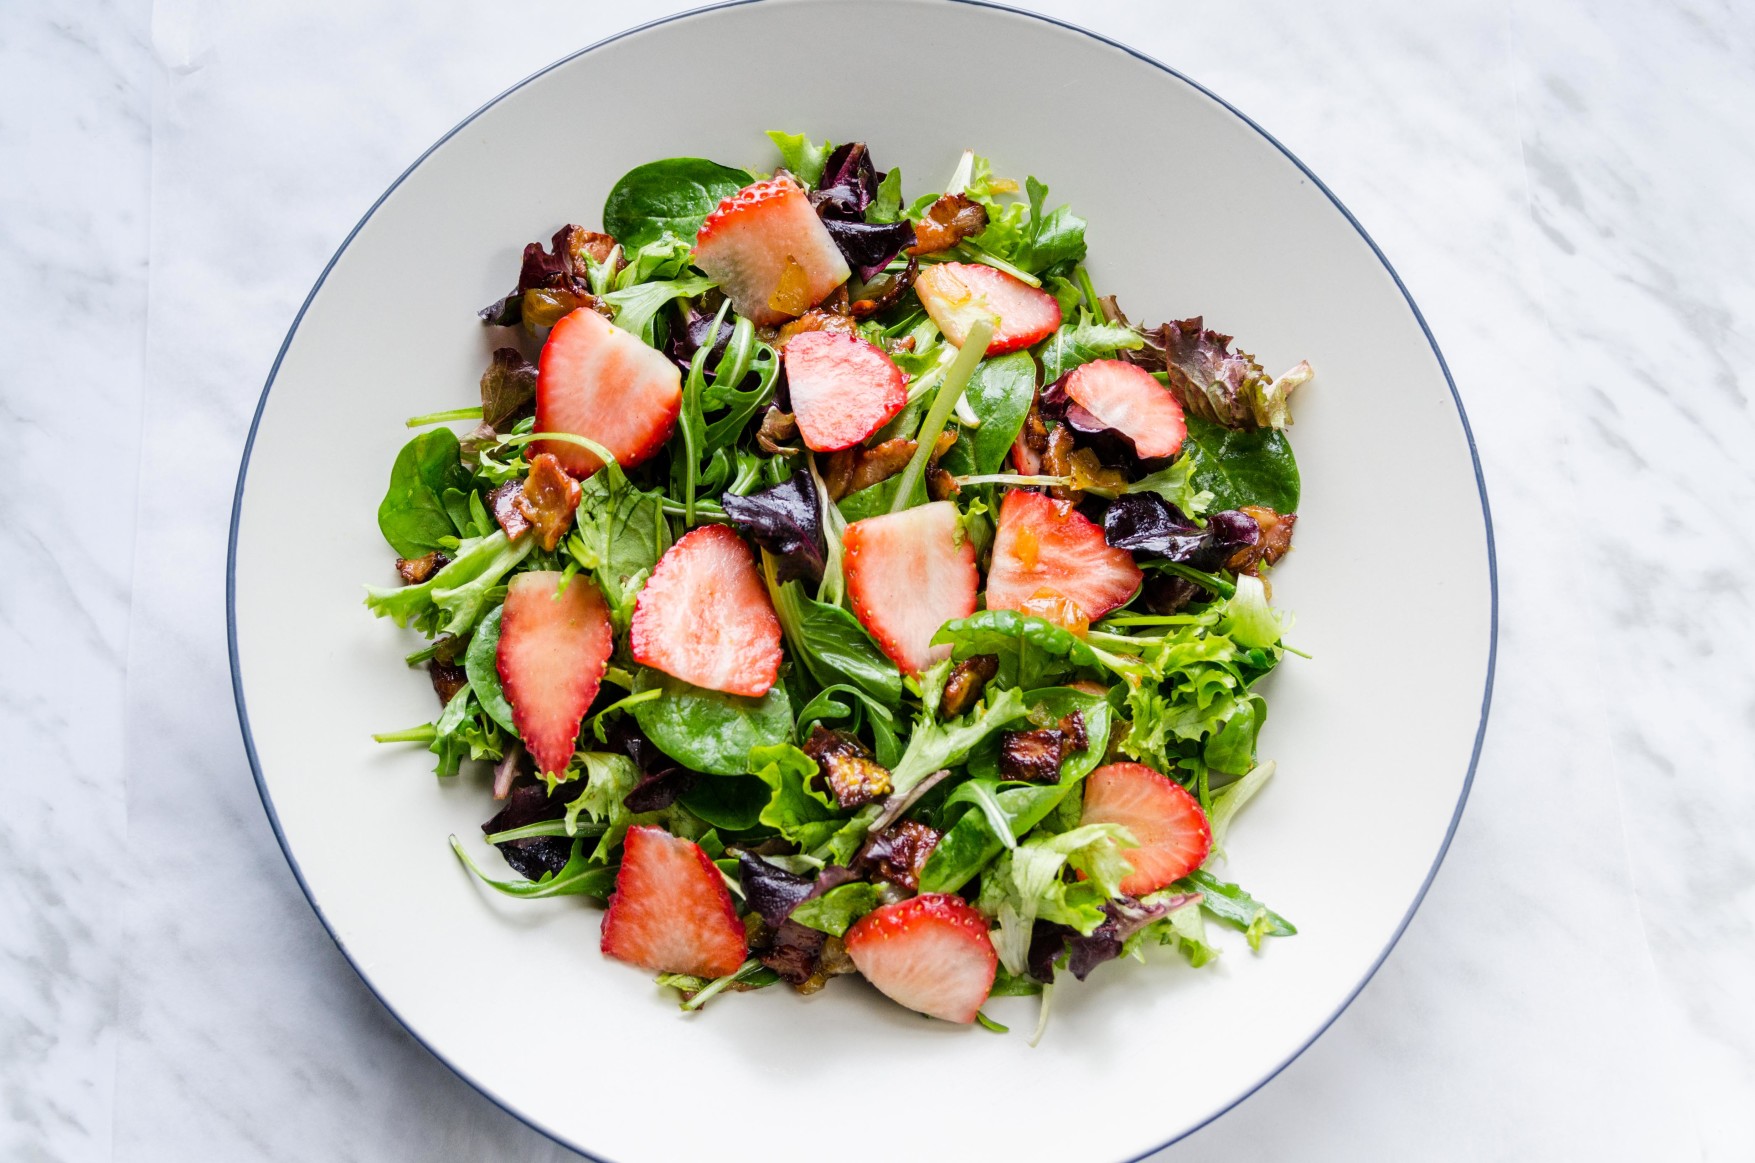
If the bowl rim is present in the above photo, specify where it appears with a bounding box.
[226,1,1498,1157]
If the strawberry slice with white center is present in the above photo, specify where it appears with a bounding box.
[600,825,749,979]
[844,894,998,1024]
[783,331,908,452]
[630,525,782,697]
[843,501,979,677]
[536,306,682,476]
[496,570,614,778]
[692,176,850,326]
[913,262,1062,355]
[1064,358,1187,459]
[985,489,1143,622]
[1080,762,1213,895]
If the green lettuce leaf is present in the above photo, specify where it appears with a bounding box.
[364,529,532,638]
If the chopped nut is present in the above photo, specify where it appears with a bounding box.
[395,551,448,584]
[756,408,800,456]
[822,437,916,500]
[429,661,468,707]
[776,308,858,349]
[857,821,942,892]
[1226,505,1297,574]
[802,725,893,809]
[488,481,531,540]
[907,193,989,256]
[1043,424,1080,501]
[513,452,583,551]
[940,655,999,718]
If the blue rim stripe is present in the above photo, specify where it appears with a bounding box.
[227,2,1497,1159]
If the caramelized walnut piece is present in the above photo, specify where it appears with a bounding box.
[926,427,961,501]
[756,408,800,457]
[906,193,989,256]
[429,661,468,707]
[513,452,583,551]
[851,255,920,319]
[940,655,1000,718]
[1225,506,1297,574]
[823,437,917,500]
[395,551,449,585]
[857,821,942,893]
[1013,398,1051,474]
[488,481,531,540]
[776,308,859,349]
[1043,424,1080,502]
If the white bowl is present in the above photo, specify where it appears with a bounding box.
[229,2,1495,1159]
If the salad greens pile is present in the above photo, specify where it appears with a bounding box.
[369,131,1310,1033]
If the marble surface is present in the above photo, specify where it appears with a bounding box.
[1,0,1749,1158]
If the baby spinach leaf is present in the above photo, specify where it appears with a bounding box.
[765,130,831,187]
[788,882,883,937]
[775,582,902,708]
[1202,692,1265,775]
[1036,312,1143,383]
[1180,414,1300,513]
[630,671,793,776]
[932,609,1103,690]
[377,428,473,558]
[603,158,752,250]
[679,774,771,831]
[462,604,518,736]
[835,476,906,523]
[943,352,1037,476]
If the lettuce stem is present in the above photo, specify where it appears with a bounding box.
[405,406,484,428]
[890,319,994,514]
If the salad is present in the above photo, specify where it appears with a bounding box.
[368,133,1311,1036]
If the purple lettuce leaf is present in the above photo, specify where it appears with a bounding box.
[481,783,573,881]
[718,471,826,584]
[821,218,918,283]
[1102,494,1259,572]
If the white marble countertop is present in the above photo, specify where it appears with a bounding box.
[4,0,1750,1158]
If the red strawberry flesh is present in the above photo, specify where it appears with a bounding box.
[496,571,614,777]
[692,177,850,326]
[630,525,782,697]
[600,825,748,978]
[1080,762,1213,894]
[1064,358,1187,459]
[985,488,1143,622]
[843,501,979,676]
[843,894,997,1024]
[913,262,1061,355]
[536,306,682,476]
[782,331,908,452]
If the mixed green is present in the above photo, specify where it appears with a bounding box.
[369,133,1312,1036]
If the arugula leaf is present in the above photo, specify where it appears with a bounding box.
[602,158,751,250]
[450,835,617,899]
[1180,414,1301,513]
[604,274,718,346]
[377,428,473,558]
[750,742,845,849]
[868,167,903,223]
[365,530,533,638]
[462,603,518,736]
[764,130,831,187]
[787,881,883,937]
[1181,869,1296,948]
[1009,176,1087,275]
[630,670,793,776]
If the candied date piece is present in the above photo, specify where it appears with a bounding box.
[481,783,573,881]
[1226,505,1297,574]
[998,710,1088,783]
[857,821,941,893]
[801,725,893,809]
[822,437,917,501]
[939,654,999,718]
[488,481,531,540]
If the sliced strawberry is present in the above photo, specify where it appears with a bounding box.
[496,571,614,777]
[843,501,979,677]
[629,525,782,697]
[536,306,682,476]
[985,489,1143,622]
[844,894,997,1024]
[600,825,748,978]
[782,331,908,452]
[1064,359,1187,459]
[692,176,850,326]
[913,262,1062,355]
[1080,763,1213,894]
